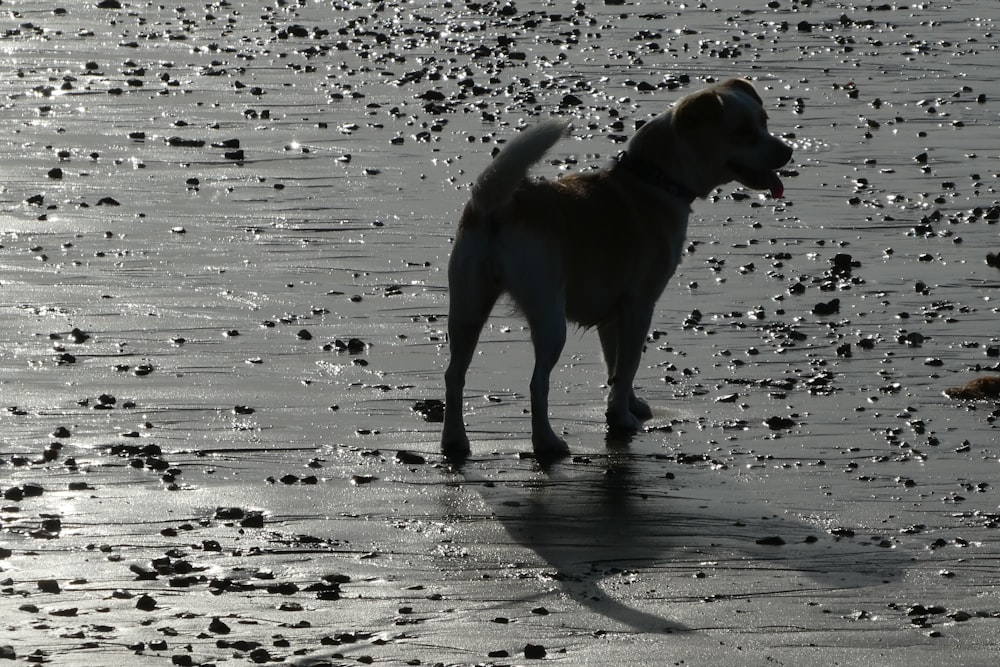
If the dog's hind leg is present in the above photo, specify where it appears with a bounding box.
[493,234,571,458]
[442,237,501,460]
[526,305,570,457]
[508,283,571,458]
[598,321,653,421]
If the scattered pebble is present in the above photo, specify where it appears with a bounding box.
[208,617,231,634]
[764,416,796,430]
[394,450,426,465]
[2,2,998,665]
[524,644,547,660]
[37,579,61,594]
[412,399,444,422]
[812,298,841,316]
[135,594,157,611]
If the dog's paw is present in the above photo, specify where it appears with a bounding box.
[606,408,642,434]
[532,432,571,460]
[441,432,472,463]
[629,394,653,420]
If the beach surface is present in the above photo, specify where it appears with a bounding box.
[2,1,1000,664]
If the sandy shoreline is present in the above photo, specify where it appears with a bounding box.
[3,1,1000,664]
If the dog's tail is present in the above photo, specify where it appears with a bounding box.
[468,120,569,215]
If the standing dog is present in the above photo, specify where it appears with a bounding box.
[441,78,792,460]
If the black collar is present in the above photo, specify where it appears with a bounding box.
[615,151,698,203]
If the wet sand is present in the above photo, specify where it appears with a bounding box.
[2,1,999,664]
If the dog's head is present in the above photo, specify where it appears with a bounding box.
[629,78,793,200]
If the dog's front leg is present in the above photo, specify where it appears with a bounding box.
[604,304,654,433]
[598,321,653,421]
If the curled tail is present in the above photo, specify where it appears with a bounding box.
[468,120,569,215]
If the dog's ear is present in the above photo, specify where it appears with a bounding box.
[673,89,724,131]
[719,78,763,105]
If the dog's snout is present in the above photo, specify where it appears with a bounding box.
[776,139,793,166]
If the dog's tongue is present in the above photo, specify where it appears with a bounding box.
[769,171,784,199]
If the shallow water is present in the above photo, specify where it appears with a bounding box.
[1,1,999,664]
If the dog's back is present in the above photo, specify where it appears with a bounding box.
[463,121,569,222]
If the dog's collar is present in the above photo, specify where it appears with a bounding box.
[615,151,698,204]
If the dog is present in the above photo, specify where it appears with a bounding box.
[441,78,793,460]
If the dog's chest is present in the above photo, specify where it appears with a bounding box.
[635,210,689,294]
[562,206,690,325]
[659,209,690,279]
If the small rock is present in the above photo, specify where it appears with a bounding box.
[524,644,547,659]
[67,328,89,343]
[14,484,42,498]
[765,415,796,430]
[135,594,157,611]
[50,607,78,617]
[37,579,61,594]
[248,648,273,663]
[812,298,840,316]
[412,399,444,422]
[898,331,926,347]
[266,582,298,595]
[208,617,231,634]
[831,253,859,273]
[166,137,206,148]
[214,507,245,520]
[394,450,426,465]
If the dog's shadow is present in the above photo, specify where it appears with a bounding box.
[446,437,910,634]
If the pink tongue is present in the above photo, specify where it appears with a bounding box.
[769,172,784,199]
